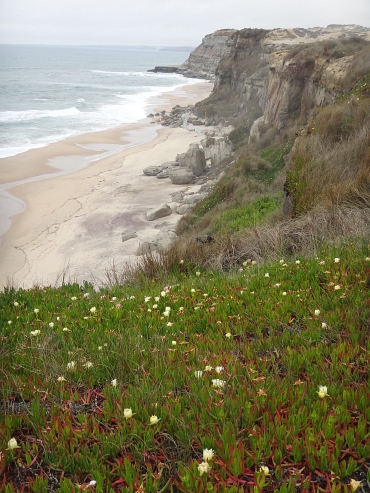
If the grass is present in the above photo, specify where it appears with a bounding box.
[211,195,281,234]
[1,242,370,492]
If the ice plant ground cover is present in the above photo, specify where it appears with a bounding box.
[0,242,369,492]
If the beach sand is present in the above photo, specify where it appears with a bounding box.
[0,82,213,290]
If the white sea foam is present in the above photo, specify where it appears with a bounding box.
[91,69,186,79]
[0,107,80,123]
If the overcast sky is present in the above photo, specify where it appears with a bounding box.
[0,0,369,46]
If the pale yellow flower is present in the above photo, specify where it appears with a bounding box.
[317,385,328,398]
[7,438,20,450]
[198,461,211,476]
[203,448,214,461]
[149,415,160,425]
[124,408,134,419]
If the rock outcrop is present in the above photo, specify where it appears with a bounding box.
[146,204,172,221]
[169,168,194,185]
[177,144,206,176]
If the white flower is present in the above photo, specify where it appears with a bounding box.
[49,322,54,328]
[56,317,60,321]
[144,297,151,302]
[314,309,320,316]
[63,327,70,332]
[212,379,226,389]
[191,289,196,293]
[8,320,12,325]
[83,293,90,298]
[171,340,176,345]
[57,376,66,382]
[319,261,325,265]
[196,271,201,276]
[260,466,269,475]
[180,259,184,264]
[67,361,76,370]
[129,296,135,300]
[251,260,257,265]
[34,308,39,314]
[88,481,97,487]
[160,291,166,297]
[7,438,19,450]
[264,273,270,278]
[198,461,211,476]
[334,285,341,290]
[195,370,203,378]
[322,322,328,329]
[203,448,214,461]
[147,309,152,313]
[279,259,284,264]
[295,260,300,265]
[225,332,232,338]
[365,257,370,262]
[98,346,103,350]
[150,415,160,425]
[194,307,200,310]
[124,408,134,419]
[215,366,224,374]
[165,306,171,312]
[205,366,213,372]
[163,311,170,317]
[275,283,281,287]
[317,385,328,398]
[350,478,362,492]
[30,330,41,336]
[282,292,287,296]
[14,302,19,307]
[90,306,96,313]
[239,268,243,272]
[84,361,93,369]
[334,258,340,263]
[152,304,158,309]
[154,297,160,302]
[71,296,77,301]
[111,378,117,387]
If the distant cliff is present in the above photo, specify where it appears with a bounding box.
[189,24,370,135]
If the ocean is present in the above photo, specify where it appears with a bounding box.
[0,44,197,160]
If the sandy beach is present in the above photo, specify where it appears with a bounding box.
[0,81,213,290]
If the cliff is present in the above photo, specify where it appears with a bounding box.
[190,24,370,136]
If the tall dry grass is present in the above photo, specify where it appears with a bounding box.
[287,97,370,214]
[102,203,369,287]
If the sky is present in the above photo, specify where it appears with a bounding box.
[0,0,369,46]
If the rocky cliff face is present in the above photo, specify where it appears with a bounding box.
[178,29,238,79]
[192,24,370,133]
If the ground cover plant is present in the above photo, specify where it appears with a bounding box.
[1,242,369,492]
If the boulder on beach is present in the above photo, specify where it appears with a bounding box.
[156,231,178,251]
[176,204,192,215]
[156,169,169,179]
[177,144,206,176]
[137,242,157,256]
[146,204,172,221]
[169,168,194,185]
[143,165,162,176]
[121,230,138,242]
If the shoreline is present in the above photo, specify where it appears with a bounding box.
[0,81,213,290]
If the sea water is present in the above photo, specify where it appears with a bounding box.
[0,44,197,159]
